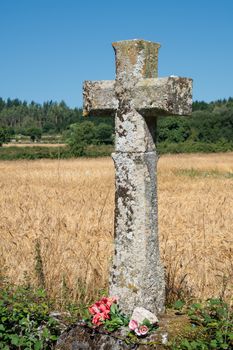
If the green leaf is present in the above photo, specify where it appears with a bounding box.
[174,300,185,310]
[36,289,46,298]
[180,338,191,349]
[191,303,202,310]
[110,303,117,315]
[0,325,5,331]
[122,317,130,326]
[42,327,50,338]
[34,340,43,350]
[50,335,58,341]
[210,340,217,348]
[142,318,151,327]
[10,334,20,346]
[210,322,220,329]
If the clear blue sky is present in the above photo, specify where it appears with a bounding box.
[0,0,232,107]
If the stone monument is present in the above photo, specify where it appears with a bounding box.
[83,39,192,315]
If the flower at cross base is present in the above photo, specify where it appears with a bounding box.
[99,303,108,312]
[135,325,149,336]
[88,296,117,326]
[92,313,102,326]
[89,304,101,315]
[129,319,138,331]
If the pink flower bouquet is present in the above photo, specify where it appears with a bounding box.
[88,296,118,327]
[83,296,158,338]
[84,296,129,332]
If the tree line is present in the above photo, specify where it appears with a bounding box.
[157,98,233,144]
[0,98,83,134]
[0,96,233,152]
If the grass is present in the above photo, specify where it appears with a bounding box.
[2,140,233,160]
[0,144,113,160]
[0,153,232,308]
[0,146,68,160]
[174,168,233,179]
[3,143,66,147]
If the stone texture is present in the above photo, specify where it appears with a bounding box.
[55,311,191,350]
[56,325,131,350]
[83,77,192,118]
[112,39,160,80]
[130,307,159,325]
[83,39,193,316]
[83,80,117,117]
[110,151,165,314]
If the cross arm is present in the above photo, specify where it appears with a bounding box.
[83,80,117,117]
[83,77,192,117]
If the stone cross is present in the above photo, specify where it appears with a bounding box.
[83,39,192,315]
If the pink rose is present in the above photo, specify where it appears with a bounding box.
[129,319,139,331]
[139,325,149,335]
[135,325,149,336]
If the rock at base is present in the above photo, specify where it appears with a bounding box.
[55,311,191,350]
[130,307,159,325]
[55,325,131,350]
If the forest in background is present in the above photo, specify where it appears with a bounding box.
[0,96,233,156]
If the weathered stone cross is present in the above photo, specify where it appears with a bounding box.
[83,39,192,315]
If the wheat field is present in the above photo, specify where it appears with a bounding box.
[0,153,232,305]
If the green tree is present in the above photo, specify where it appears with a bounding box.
[67,121,96,156]
[95,123,113,144]
[158,117,191,143]
[0,97,5,112]
[25,127,42,142]
[0,128,11,146]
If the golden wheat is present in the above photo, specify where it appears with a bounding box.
[0,153,232,305]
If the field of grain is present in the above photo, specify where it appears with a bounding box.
[0,153,232,305]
